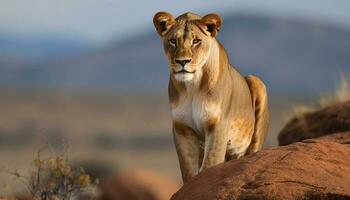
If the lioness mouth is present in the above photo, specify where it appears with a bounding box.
[174,70,196,74]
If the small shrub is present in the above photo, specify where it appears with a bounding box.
[6,148,98,200]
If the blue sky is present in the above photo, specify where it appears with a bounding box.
[1,0,350,45]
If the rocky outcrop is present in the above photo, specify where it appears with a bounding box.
[171,132,350,200]
[278,100,350,145]
[172,98,350,200]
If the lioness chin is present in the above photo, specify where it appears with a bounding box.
[153,12,269,183]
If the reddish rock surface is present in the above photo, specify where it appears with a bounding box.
[316,131,350,144]
[98,169,181,200]
[278,100,350,145]
[171,132,350,200]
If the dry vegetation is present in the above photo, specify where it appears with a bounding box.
[279,75,350,146]
[2,145,98,200]
[290,75,350,118]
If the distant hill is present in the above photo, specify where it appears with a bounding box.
[0,14,349,94]
[0,33,89,60]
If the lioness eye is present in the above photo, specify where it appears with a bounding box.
[193,39,201,45]
[169,39,176,46]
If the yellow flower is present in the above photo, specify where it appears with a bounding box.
[77,174,91,187]
[47,158,57,169]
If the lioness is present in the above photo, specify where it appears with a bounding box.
[153,12,269,183]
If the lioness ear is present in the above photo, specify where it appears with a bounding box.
[200,13,222,37]
[153,12,175,37]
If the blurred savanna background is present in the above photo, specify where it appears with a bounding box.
[0,0,350,199]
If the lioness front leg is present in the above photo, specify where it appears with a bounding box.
[199,123,228,172]
[173,122,201,183]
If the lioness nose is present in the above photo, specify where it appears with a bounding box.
[176,59,191,67]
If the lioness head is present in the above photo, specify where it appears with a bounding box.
[153,12,222,82]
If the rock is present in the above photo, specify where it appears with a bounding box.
[171,132,350,200]
[278,100,350,145]
[98,169,181,200]
[316,131,350,144]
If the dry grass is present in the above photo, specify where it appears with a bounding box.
[320,74,350,107]
[2,146,98,200]
[288,74,350,120]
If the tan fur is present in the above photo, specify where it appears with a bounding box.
[153,12,269,183]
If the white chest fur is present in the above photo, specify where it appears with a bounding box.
[171,88,220,136]
[171,95,194,126]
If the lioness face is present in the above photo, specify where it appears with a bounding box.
[164,22,212,82]
[153,12,222,82]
